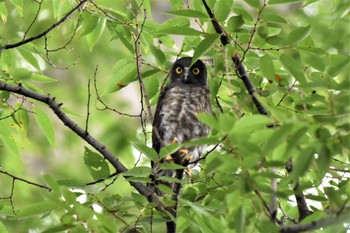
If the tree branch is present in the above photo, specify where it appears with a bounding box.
[0,0,88,52]
[201,0,269,115]
[0,80,165,212]
[286,158,312,222]
[279,210,349,232]
[0,170,50,190]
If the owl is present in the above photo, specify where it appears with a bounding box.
[151,57,212,195]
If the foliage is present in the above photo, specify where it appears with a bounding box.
[0,0,349,232]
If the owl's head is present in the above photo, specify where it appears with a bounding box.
[170,57,207,86]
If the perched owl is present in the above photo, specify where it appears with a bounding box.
[151,57,212,195]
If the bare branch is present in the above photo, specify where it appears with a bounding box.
[0,169,50,190]
[23,0,43,40]
[0,0,88,52]
[270,167,278,223]
[286,158,312,222]
[0,80,165,212]
[242,0,267,61]
[85,78,91,133]
[93,66,140,117]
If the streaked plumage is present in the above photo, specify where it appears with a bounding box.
[151,57,212,194]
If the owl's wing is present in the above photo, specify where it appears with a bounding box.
[152,86,170,153]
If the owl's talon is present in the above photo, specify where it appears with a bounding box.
[172,137,179,144]
[185,166,192,177]
[179,149,189,157]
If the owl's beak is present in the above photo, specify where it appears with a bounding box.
[183,67,190,82]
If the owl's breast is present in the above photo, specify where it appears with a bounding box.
[159,85,211,145]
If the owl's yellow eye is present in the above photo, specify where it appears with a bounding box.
[192,67,200,75]
[175,67,183,74]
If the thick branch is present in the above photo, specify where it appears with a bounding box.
[0,0,88,52]
[286,158,312,221]
[0,81,164,211]
[279,210,349,232]
[201,0,269,115]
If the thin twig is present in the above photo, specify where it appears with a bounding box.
[286,158,312,222]
[23,0,43,40]
[0,81,165,213]
[85,78,91,133]
[0,0,88,52]
[0,170,50,190]
[270,167,278,223]
[92,66,140,117]
[241,0,267,62]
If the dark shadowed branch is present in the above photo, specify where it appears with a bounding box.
[286,158,312,221]
[201,0,269,116]
[0,80,165,212]
[279,209,349,233]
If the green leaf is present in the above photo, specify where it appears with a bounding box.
[262,124,293,155]
[17,202,57,217]
[84,147,110,180]
[111,25,134,54]
[280,54,306,84]
[235,206,246,233]
[287,25,312,44]
[244,0,261,8]
[0,3,8,23]
[17,47,41,71]
[0,221,8,233]
[263,14,287,24]
[184,136,220,146]
[227,15,244,32]
[197,113,218,130]
[260,54,275,79]
[8,0,22,17]
[103,59,137,94]
[158,176,182,183]
[159,163,185,170]
[33,106,55,146]
[192,34,219,65]
[123,166,151,177]
[303,0,319,7]
[159,143,182,158]
[165,9,207,18]
[86,17,106,51]
[269,0,301,4]
[302,53,326,71]
[143,74,159,100]
[0,121,19,156]
[327,54,350,76]
[133,142,158,161]
[214,0,231,22]
[58,179,85,188]
[284,126,308,157]
[80,13,99,37]
[231,115,271,134]
[288,147,314,182]
[233,7,253,22]
[42,224,75,233]
[157,26,203,36]
[266,35,285,45]
[150,45,166,64]
[31,73,57,83]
